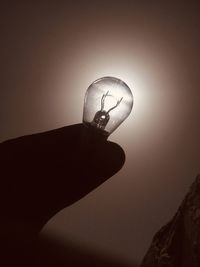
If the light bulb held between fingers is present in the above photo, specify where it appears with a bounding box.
[83,76,133,138]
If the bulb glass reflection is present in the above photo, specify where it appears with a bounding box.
[83,77,133,136]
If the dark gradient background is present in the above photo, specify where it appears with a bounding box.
[1,1,200,265]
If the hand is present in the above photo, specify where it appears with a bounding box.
[0,124,125,259]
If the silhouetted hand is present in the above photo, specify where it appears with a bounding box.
[0,123,125,266]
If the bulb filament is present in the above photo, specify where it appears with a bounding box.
[92,91,123,130]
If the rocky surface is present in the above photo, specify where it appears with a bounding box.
[141,174,200,267]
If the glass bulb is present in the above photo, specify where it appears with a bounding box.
[83,76,133,137]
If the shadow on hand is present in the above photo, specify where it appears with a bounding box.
[0,123,127,266]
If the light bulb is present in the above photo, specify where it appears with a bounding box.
[83,76,133,137]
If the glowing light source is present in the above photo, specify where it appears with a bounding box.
[83,77,133,137]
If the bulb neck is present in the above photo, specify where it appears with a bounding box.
[80,123,109,154]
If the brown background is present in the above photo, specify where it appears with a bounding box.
[1,1,200,265]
